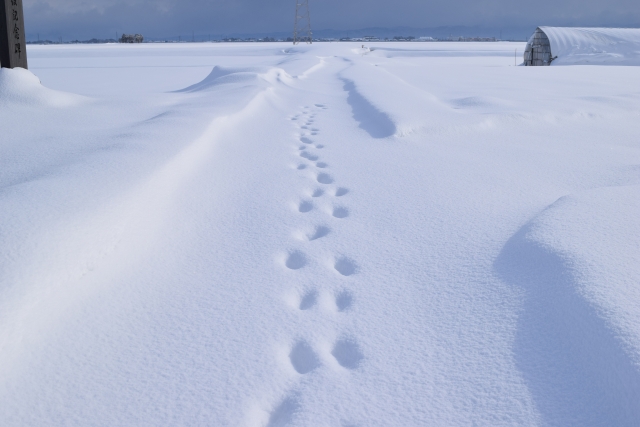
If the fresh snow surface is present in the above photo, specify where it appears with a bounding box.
[540,27,640,66]
[1,42,639,426]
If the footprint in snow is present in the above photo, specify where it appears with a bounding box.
[334,257,357,276]
[267,395,300,427]
[335,187,349,197]
[316,162,328,168]
[298,201,313,213]
[308,225,330,241]
[297,164,307,170]
[299,289,318,310]
[315,144,324,149]
[317,173,333,184]
[285,251,307,270]
[335,290,353,312]
[332,206,349,219]
[300,151,319,161]
[300,136,313,144]
[312,188,324,197]
[289,340,320,374]
[332,338,364,370]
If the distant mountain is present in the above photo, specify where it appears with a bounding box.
[169,25,538,42]
[310,25,536,41]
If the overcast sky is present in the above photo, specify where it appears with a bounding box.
[24,0,640,40]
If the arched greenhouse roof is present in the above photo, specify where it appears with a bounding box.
[539,27,640,65]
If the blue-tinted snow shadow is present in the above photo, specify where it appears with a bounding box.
[494,224,640,426]
[341,79,396,139]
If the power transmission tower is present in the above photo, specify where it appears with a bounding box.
[293,0,312,44]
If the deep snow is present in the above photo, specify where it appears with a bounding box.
[0,42,639,426]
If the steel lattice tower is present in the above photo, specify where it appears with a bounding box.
[293,0,312,44]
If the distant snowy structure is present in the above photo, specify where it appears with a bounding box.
[524,27,640,66]
[119,34,144,44]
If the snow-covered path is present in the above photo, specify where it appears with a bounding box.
[1,43,639,426]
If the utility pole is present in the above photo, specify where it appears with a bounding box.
[293,0,312,44]
[0,0,28,68]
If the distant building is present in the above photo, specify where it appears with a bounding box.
[119,34,144,43]
[524,27,640,66]
[393,36,415,41]
[447,36,496,42]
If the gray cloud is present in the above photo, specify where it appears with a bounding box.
[23,0,640,40]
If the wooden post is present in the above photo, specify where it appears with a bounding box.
[0,0,28,69]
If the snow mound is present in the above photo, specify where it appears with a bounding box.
[350,47,371,55]
[527,185,640,361]
[175,65,292,93]
[0,68,85,107]
[495,185,640,425]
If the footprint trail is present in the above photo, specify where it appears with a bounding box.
[267,102,363,423]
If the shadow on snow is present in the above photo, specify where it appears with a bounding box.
[494,221,640,426]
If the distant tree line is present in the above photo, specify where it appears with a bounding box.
[27,38,117,45]
[26,34,502,45]
[119,34,144,43]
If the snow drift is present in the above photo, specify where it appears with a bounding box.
[495,185,640,426]
[0,67,85,107]
[0,42,639,426]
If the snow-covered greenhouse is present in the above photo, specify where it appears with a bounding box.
[524,27,640,66]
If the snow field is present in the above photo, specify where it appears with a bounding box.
[0,42,639,426]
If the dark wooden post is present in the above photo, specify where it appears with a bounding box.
[0,0,28,69]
